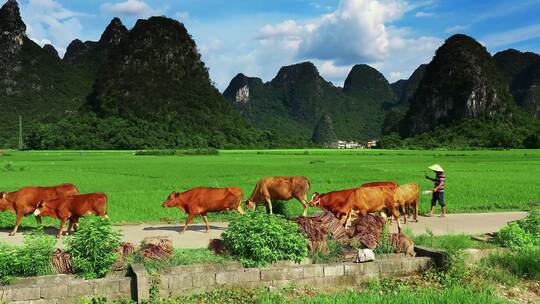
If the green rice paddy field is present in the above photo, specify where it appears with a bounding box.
[0,149,539,227]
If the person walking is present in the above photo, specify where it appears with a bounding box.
[425,164,447,217]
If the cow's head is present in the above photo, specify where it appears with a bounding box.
[33,201,55,218]
[308,192,321,207]
[244,199,256,210]
[162,192,181,209]
[0,192,10,211]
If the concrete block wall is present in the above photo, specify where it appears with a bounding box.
[157,256,433,298]
[0,273,132,304]
[0,255,435,303]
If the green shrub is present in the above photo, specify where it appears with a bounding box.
[495,222,534,249]
[0,229,55,285]
[17,230,56,277]
[441,249,467,286]
[66,217,122,279]
[374,225,394,254]
[270,200,289,217]
[484,247,540,280]
[0,244,17,284]
[516,210,540,240]
[222,211,308,267]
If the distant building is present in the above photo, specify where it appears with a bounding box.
[331,140,365,149]
[366,140,377,148]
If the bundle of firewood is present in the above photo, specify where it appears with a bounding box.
[316,212,349,243]
[112,242,138,270]
[51,249,73,274]
[119,242,137,257]
[296,214,329,253]
[347,214,386,249]
[140,237,173,261]
[296,212,350,253]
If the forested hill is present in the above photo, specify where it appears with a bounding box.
[0,0,93,147]
[223,62,396,142]
[1,0,539,149]
[380,34,540,149]
[3,0,264,149]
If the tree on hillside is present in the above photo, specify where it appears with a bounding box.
[312,114,337,146]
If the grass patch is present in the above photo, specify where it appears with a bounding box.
[129,248,231,271]
[483,246,540,280]
[309,237,344,264]
[135,148,219,156]
[412,231,496,250]
[147,285,508,304]
[1,149,538,227]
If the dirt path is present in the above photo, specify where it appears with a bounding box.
[0,212,527,248]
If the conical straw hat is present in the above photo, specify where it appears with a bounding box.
[428,164,444,172]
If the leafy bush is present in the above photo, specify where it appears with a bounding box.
[0,230,55,285]
[222,211,308,267]
[484,247,540,280]
[374,225,394,254]
[0,244,17,284]
[441,249,468,286]
[495,222,534,249]
[66,217,122,279]
[516,209,540,240]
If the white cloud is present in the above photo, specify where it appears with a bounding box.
[175,11,189,21]
[101,0,163,18]
[482,23,540,48]
[303,0,409,64]
[21,0,88,57]
[415,11,432,17]
[251,0,441,86]
[382,35,441,82]
[315,60,352,84]
[445,24,469,33]
[257,20,306,51]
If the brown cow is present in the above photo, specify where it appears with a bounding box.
[162,187,244,233]
[362,181,400,222]
[361,181,399,189]
[245,176,310,216]
[308,188,357,224]
[348,186,402,232]
[0,184,79,236]
[34,193,108,238]
[393,183,419,223]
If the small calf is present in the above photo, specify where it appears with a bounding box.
[34,193,108,238]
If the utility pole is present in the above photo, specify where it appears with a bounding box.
[18,115,23,150]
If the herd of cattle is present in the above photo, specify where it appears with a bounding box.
[0,176,420,238]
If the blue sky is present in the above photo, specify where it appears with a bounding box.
[16,0,540,90]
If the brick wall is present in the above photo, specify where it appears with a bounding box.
[0,255,434,303]
[0,272,132,304]
[157,255,433,298]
